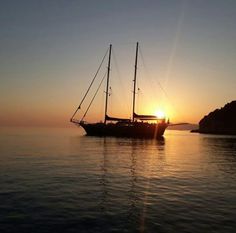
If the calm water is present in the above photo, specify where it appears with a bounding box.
[0,127,236,233]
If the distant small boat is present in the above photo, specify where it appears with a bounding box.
[71,42,169,138]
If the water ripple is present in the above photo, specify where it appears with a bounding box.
[0,128,236,232]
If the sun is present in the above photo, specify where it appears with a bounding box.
[155,110,166,119]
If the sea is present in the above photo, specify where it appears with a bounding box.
[0,127,236,233]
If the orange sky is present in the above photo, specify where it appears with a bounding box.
[1,1,235,127]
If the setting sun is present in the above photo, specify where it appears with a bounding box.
[155,110,166,119]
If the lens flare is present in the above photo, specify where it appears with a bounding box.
[155,110,166,119]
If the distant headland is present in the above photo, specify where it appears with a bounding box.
[194,101,236,135]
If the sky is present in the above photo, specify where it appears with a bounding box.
[0,0,235,127]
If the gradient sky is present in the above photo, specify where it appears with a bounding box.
[0,0,235,127]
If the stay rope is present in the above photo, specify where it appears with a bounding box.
[70,48,109,121]
[138,45,181,118]
[81,71,107,121]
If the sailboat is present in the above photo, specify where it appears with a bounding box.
[71,42,169,138]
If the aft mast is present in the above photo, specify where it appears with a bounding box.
[132,42,139,122]
[104,44,112,124]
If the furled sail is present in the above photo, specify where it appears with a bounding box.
[133,113,162,120]
[105,115,131,122]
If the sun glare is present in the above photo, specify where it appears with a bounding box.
[155,110,166,119]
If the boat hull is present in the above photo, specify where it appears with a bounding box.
[78,122,168,139]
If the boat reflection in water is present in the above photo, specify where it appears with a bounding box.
[79,135,166,232]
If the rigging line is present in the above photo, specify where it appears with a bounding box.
[111,47,121,78]
[139,46,169,98]
[70,47,109,121]
[111,47,130,114]
[139,45,174,108]
[139,45,183,118]
[137,88,141,114]
[138,45,162,111]
[81,71,107,121]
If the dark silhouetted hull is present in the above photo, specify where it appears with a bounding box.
[78,122,168,139]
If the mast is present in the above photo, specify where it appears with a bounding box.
[104,44,112,123]
[132,42,139,122]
